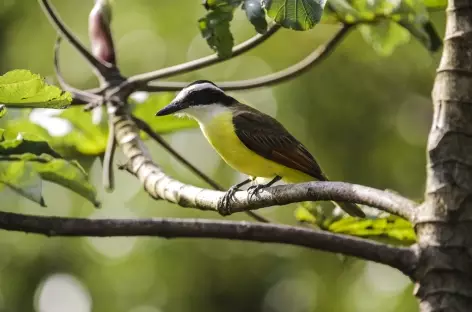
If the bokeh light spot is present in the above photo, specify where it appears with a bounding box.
[34,273,91,312]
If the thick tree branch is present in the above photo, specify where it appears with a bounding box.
[112,108,415,221]
[39,0,116,78]
[140,24,353,92]
[123,24,281,90]
[0,210,417,276]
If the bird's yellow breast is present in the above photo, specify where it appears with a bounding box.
[198,111,311,182]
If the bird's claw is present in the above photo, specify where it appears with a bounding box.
[218,186,239,216]
[247,184,265,200]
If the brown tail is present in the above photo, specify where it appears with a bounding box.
[334,201,365,218]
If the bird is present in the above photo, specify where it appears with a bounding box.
[155,80,365,218]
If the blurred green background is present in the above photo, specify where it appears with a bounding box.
[0,0,443,311]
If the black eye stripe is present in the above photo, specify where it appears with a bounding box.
[186,88,233,106]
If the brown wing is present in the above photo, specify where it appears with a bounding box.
[232,107,327,181]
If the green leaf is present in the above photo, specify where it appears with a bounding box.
[328,215,416,244]
[359,21,411,56]
[243,0,269,34]
[0,135,99,206]
[0,133,62,158]
[132,93,198,134]
[0,70,72,108]
[199,9,235,58]
[263,0,327,30]
[0,161,45,206]
[0,104,5,118]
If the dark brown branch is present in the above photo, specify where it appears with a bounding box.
[39,0,115,78]
[122,24,281,89]
[140,24,353,92]
[0,210,417,277]
[131,115,270,223]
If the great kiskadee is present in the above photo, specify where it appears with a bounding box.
[155,80,365,218]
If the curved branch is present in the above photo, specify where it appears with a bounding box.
[123,24,281,88]
[54,36,102,104]
[0,210,417,276]
[140,24,353,92]
[39,0,113,77]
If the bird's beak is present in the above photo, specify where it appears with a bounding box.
[155,99,187,116]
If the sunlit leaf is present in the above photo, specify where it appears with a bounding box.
[199,9,234,58]
[328,215,416,244]
[0,104,5,118]
[132,93,197,134]
[0,161,45,206]
[0,70,72,108]
[243,0,268,33]
[263,0,327,30]
[0,135,99,206]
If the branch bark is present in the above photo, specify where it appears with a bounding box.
[113,107,415,220]
[415,0,472,310]
[0,210,417,277]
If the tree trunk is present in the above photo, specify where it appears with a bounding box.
[416,0,472,310]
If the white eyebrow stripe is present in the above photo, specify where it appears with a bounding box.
[174,82,223,102]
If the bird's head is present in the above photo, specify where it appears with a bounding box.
[155,80,234,121]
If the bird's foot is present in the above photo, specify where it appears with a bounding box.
[218,185,240,216]
[247,184,266,200]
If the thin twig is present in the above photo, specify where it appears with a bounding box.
[141,24,353,92]
[122,24,281,88]
[0,211,417,277]
[132,115,270,223]
[39,0,113,77]
[103,119,117,192]
[54,36,102,104]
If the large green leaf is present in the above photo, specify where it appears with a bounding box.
[263,0,327,30]
[199,9,235,58]
[0,70,72,108]
[0,161,44,206]
[0,134,99,206]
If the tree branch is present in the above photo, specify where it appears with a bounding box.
[102,119,117,192]
[39,0,118,79]
[0,210,417,277]
[140,24,353,92]
[54,36,102,104]
[122,24,281,90]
